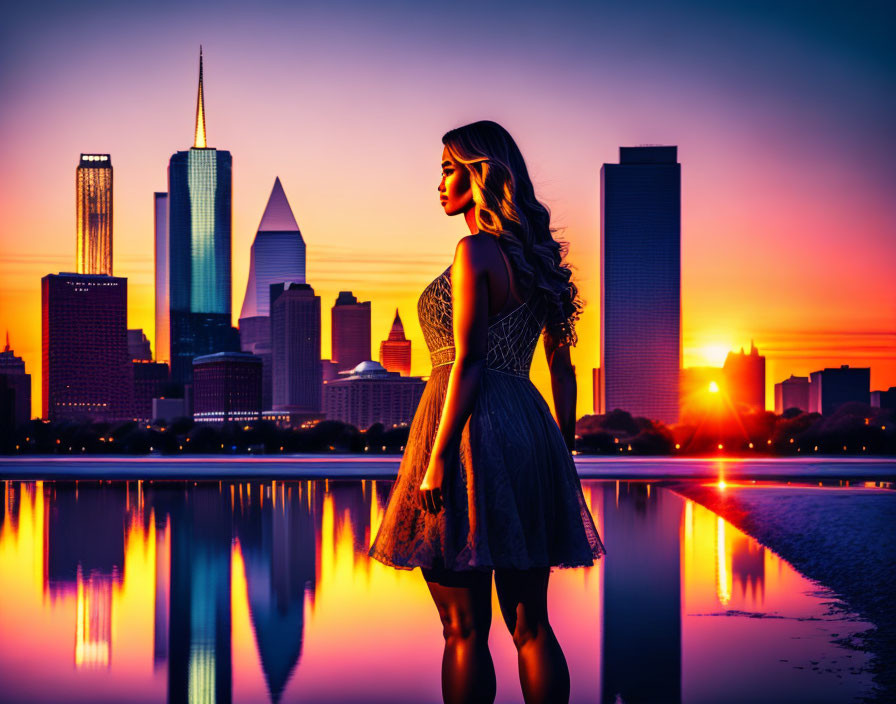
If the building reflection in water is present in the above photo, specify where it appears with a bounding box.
[47,482,126,669]
[232,480,316,703]
[601,481,682,704]
[0,478,874,704]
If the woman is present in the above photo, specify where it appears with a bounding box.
[368,120,606,704]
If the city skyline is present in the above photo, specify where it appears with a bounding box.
[1,1,894,419]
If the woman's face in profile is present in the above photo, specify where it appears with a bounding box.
[439,146,473,216]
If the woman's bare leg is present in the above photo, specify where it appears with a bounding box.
[494,567,569,704]
[422,567,497,704]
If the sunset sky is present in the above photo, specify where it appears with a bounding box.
[1,0,894,419]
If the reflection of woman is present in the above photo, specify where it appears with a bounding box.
[368,120,606,704]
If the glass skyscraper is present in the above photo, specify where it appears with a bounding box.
[167,48,237,384]
[76,154,113,275]
[239,177,306,321]
[600,146,681,425]
[238,177,306,411]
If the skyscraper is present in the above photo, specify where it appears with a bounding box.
[154,192,170,364]
[722,340,765,413]
[271,283,322,415]
[167,48,237,385]
[238,178,306,410]
[379,309,411,376]
[331,291,371,373]
[0,333,31,429]
[42,273,132,422]
[76,154,113,276]
[240,177,306,320]
[601,146,681,425]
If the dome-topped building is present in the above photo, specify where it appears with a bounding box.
[324,359,424,430]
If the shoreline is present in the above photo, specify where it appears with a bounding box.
[668,481,896,704]
[1,454,895,481]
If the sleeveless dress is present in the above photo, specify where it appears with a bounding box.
[368,251,606,571]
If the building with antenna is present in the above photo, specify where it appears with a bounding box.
[166,48,237,385]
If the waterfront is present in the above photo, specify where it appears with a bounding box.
[1,460,893,703]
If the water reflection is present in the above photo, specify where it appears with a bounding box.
[0,478,874,704]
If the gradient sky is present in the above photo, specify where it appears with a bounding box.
[1,0,894,419]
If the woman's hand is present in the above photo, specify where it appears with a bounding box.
[419,452,447,514]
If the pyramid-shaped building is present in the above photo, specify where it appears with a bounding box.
[239,178,306,410]
[240,178,306,320]
[379,308,411,376]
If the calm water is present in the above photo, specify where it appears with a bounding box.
[0,477,874,704]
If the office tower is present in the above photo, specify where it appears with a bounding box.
[379,309,411,376]
[332,291,371,373]
[601,146,681,425]
[192,351,262,422]
[238,177,306,410]
[0,333,31,428]
[76,154,113,276]
[238,316,273,411]
[775,374,810,414]
[154,192,170,363]
[127,329,152,361]
[722,340,765,413]
[132,360,169,422]
[42,273,132,422]
[324,360,425,430]
[808,365,870,416]
[272,283,322,415]
[167,48,237,385]
[240,177,306,320]
[592,368,602,414]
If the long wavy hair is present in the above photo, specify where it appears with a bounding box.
[442,120,584,347]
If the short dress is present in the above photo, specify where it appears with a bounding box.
[367,256,606,571]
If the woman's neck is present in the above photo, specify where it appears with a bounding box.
[463,205,479,234]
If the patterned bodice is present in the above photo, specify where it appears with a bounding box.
[418,266,546,378]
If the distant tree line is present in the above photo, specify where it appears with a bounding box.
[2,401,893,456]
[576,402,894,456]
[5,418,412,456]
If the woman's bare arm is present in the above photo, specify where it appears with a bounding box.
[427,235,490,464]
[544,330,577,452]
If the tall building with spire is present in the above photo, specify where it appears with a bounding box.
[167,48,237,385]
[331,291,371,373]
[76,154,113,275]
[238,178,306,410]
[379,309,411,376]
